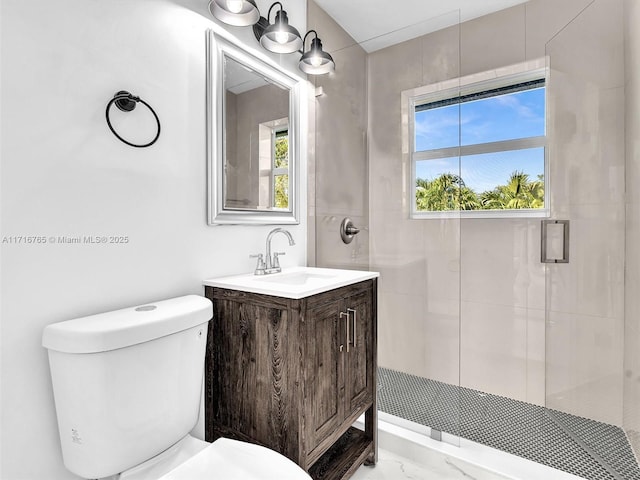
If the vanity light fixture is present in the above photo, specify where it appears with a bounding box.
[211,1,335,75]
[209,0,260,27]
[299,30,335,75]
[257,2,303,54]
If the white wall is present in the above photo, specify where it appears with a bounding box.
[0,1,307,478]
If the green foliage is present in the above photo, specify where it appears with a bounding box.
[274,174,289,209]
[416,171,544,212]
[275,134,288,168]
[415,174,480,211]
[274,133,289,209]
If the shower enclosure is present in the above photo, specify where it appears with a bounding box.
[309,0,640,478]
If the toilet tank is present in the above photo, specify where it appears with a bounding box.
[42,295,212,480]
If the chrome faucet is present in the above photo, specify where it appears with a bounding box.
[251,228,295,275]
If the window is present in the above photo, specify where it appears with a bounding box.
[272,128,289,209]
[258,119,289,210]
[410,69,547,217]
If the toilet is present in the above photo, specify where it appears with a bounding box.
[42,295,312,480]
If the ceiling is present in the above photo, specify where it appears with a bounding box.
[225,56,270,94]
[313,0,530,52]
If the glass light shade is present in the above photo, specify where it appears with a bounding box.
[260,10,303,54]
[274,30,290,45]
[226,0,243,13]
[209,0,260,27]
[299,37,335,75]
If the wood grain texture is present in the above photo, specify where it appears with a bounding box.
[305,297,344,454]
[205,280,377,479]
[308,428,373,480]
[345,289,373,415]
[207,287,301,460]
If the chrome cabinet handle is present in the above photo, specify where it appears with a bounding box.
[340,311,349,352]
[347,308,357,349]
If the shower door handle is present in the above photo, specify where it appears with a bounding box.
[541,220,570,263]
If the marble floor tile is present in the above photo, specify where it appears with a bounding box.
[351,448,510,480]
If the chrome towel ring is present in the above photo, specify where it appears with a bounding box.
[105,91,161,148]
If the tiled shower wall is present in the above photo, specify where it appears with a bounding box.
[624,0,640,462]
[307,0,369,271]
[368,17,463,389]
[310,0,635,440]
[368,0,626,427]
[543,0,626,428]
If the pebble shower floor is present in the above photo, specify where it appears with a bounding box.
[377,368,640,480]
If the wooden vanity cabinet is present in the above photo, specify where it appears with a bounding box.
[204,279,377,480]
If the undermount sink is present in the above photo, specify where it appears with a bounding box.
[203,266,379,299]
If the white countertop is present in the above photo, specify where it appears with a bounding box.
[203,266,379,299]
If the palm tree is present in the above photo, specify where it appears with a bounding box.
[417,171,544,212]
[480,171,544,209]
[416,173,480,211]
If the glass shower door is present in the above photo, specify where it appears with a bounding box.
[309,4,464,446]
[543,0,640,478]
[365,10,464,447]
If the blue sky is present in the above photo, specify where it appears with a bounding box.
[415,88,545,193]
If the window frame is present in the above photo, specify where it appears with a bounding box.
[407,63,549,219]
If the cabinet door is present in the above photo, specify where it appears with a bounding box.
[344,287,374,417]
[208,289,301,462]
[305,298,345,452]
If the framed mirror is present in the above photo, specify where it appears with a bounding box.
[206,30,301,225]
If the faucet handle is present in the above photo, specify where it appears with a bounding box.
[272,252,286,269]
[250,253,266,275]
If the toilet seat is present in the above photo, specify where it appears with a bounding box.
[159,437,312,480]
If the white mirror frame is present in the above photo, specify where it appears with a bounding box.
[206,30,301,225]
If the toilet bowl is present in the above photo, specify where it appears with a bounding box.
[42,295,311,480]
[120,435,311,480]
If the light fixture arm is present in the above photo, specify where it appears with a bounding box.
[266,1,283,23]
[302,29,318,49]
[253,0,284,41]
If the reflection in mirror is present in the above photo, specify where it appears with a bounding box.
[206,30,301,225]
[223,55,290,211]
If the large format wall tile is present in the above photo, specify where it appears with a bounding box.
[308,1,369,267]
[460,301,529,400]
[459,302,545,405]
[546,311,624,426]
[460,5,526,77]
[624,197,640,455]
[544,203,625,321]
[460,219,545,310]
[524,0,593,60]
[624,0,640,458]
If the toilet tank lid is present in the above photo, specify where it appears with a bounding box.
[42,295,212,354]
